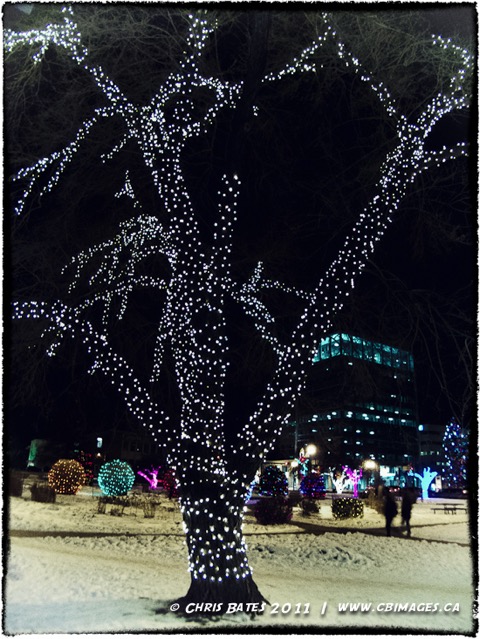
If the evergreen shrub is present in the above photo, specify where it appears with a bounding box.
[299,473,326,499]
[259,465,288,497]
[161,468,179,499]
[30,482,56,503]
[367,489,384,513]
[301,498,320,515]
[254,496,293,525]
[9,473,24,497]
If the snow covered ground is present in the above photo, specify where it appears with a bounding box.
[4,485,477,635]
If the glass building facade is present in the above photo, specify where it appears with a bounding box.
[289,333,419,468]
[313,333,414,372]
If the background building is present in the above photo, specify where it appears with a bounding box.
[418,423,447,472]
[280,333,420,474]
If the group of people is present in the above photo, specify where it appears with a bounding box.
[383,486,417,537]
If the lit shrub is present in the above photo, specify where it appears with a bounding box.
[300,473,326,499]
[254,496,293,525]
[98,459,135,496]
[48,459,86,494]
[161,468,179,499]
[259,465,288,497]
[332,497,364,520]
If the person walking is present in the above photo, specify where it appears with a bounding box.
[384,487,398,537]
[401,487,416,537]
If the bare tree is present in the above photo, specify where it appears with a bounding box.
[5,6,473,608]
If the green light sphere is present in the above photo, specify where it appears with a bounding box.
[98,459,135,496]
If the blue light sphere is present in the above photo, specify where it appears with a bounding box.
[98,459,135,496]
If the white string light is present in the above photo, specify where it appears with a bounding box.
[6,7,471,595]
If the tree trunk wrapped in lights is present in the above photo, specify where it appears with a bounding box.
[180,487,264,605]
[5,6,472,608]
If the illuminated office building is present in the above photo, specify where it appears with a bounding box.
[290,333,420,468]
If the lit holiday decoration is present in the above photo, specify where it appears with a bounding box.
[299,473,326,500]
[330,468,347,494]
[98,460,136,496]
[6,8,472,606]
[410,468,438,501]
[75,451,94,484]
[138,466,163,490]
[332,496,364,520]
[295,454,310,478]
[344,467,362,499]
[442,418,468,488]
[258,465,288,497]
[48,459,86,494]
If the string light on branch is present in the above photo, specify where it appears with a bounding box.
[442,418,468,488]
[4,6,87,64]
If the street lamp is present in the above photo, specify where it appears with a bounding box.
[305,443,317,458]
[305,443,318,473]
[290,459,299,490]
[363,458,378,487]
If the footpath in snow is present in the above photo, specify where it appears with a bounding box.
[4,487,477,635]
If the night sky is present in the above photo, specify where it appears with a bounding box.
[4,4,476,466]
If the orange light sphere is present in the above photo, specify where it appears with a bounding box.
[48,459,86,495]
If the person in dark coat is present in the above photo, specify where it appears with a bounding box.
[401,487,416,537]
[384,487,398,536]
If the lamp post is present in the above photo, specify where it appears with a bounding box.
[290,459,299,490]
[363,458,379,489]
[305,443,317,458]
[297,443,318,477]
[305,443,318,472]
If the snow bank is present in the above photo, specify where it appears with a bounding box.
[4,492,476,635]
